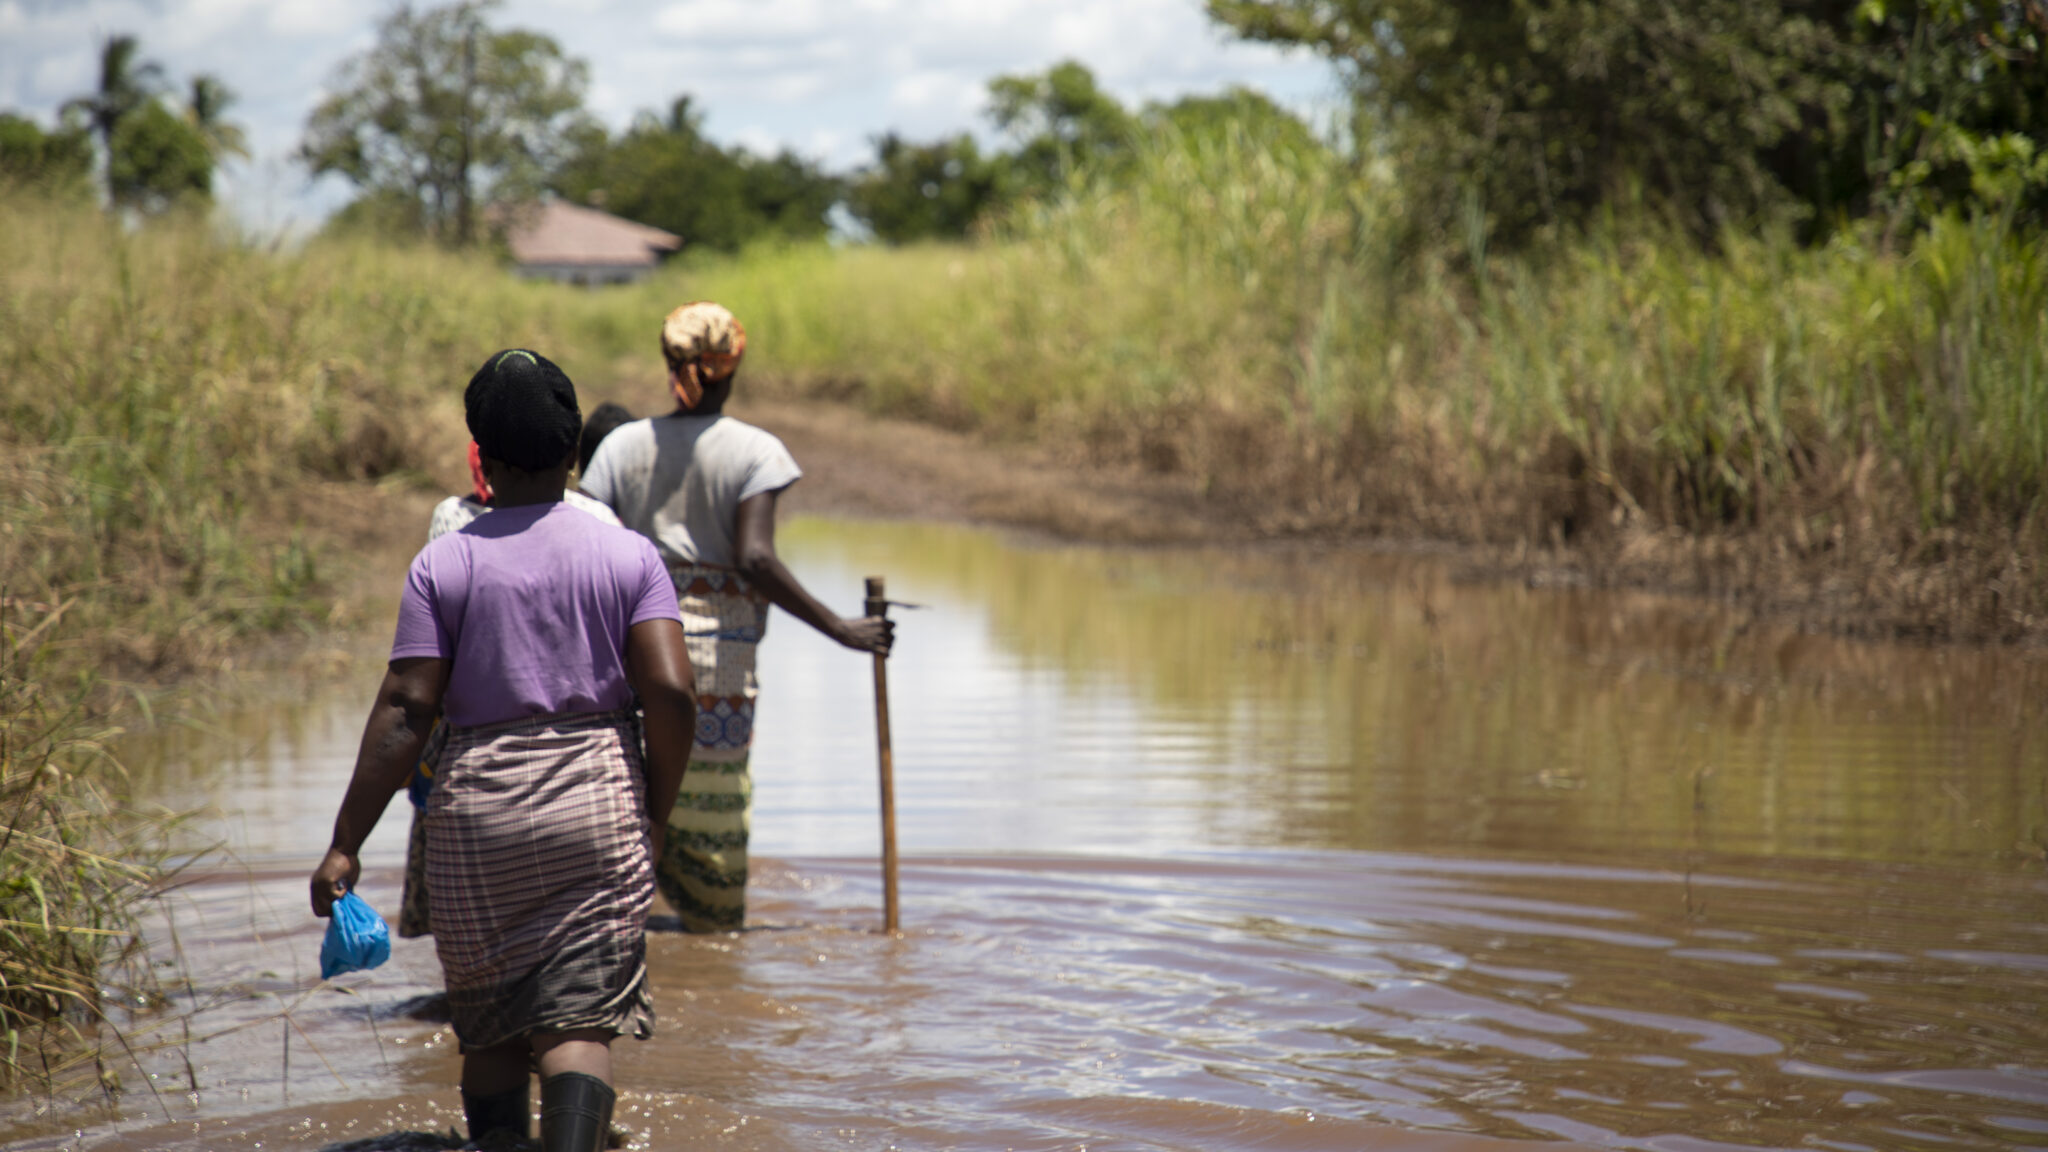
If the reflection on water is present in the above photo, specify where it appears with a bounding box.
[757,518,2048,868]
[130,516,2048,869]
[25,516,2048,1151]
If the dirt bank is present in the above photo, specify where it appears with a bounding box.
[300,394,2036,656]
[750,397,2040,647]
[747,399,1229,542]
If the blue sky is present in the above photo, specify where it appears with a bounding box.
[0,0,1338,232]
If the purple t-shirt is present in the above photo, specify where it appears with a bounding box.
[390,501,681,728]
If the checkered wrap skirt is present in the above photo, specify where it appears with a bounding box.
[426,710,655,1050]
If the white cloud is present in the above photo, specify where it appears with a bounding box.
[29,44,92,104]
[162,0,260,53]
[888,68,983,121]
[262,0,357,38]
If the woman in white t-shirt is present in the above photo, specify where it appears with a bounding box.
[580,302,893,932]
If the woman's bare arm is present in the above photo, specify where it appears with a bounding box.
[310,657,448,917]
[626,617,696,831]
[733,489,894,656]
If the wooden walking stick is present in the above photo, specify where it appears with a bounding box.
[865,576,900,933]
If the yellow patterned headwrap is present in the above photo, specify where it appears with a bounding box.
[661,301,747,410]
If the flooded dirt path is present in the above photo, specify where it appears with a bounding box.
[6,517,2045,1151]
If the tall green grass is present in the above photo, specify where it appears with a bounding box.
[1456,213,2048,536]
[0,600,157,1092]
[0,195,672,688]
[695,121,1379,442]
[9,137,2044,657]
[686,129,2048,631]
[14,139,2040,654]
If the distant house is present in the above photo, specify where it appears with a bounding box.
[503,200,681,285]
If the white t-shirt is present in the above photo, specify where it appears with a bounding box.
[579,414,802,568]
[426,489,621,543]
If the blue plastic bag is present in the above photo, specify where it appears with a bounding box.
[320,890,392,979]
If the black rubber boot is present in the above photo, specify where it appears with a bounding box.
[539,1071,615,1152]
[460,1082,531,1146]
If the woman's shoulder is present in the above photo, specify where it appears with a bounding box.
[407,518,479,587]
[701,415,794,457]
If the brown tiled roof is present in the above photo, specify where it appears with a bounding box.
[504,200,681,267]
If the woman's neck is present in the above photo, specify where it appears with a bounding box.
[488,465,570,507]
[492,484,564,508]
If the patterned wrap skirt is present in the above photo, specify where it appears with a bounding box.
[426,710,656,1050]
[396,719,449,939]
[657,564,766,933]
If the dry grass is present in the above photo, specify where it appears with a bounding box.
[0,595,161,1093]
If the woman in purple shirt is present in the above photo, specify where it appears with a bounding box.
[310,349,696,1152]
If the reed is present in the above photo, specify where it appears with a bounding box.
[0,594,158,1092]
[7,130,2043,658]
[681,130,2048,636]
[15,132,2040,658]
[1451,211,2048,535]
[683,120,1380,444]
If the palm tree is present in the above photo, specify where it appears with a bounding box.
[61,34,165,162]
[185,74,249,164]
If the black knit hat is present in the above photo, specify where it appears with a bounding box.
[464,349,582,471]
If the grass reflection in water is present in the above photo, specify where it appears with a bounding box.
[765,516,2048,869]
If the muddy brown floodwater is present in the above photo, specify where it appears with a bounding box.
[5,517,2046,1151]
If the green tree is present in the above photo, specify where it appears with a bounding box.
[550,95,841,252]
[1852,0,2048,232]
[738,149,843,242]
[1147,87,1320,155]
[300,0,593,244]
[1206,0,1859,246]
[844,62,1135,242]
[61,34,165,169]
[842,71,1318,243]
[987,60,1137,198]
[185,75,249,165]
[0,113,94,195]
[846,132,1003,243]
[44,35,239,211]
[106,99,212,212]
